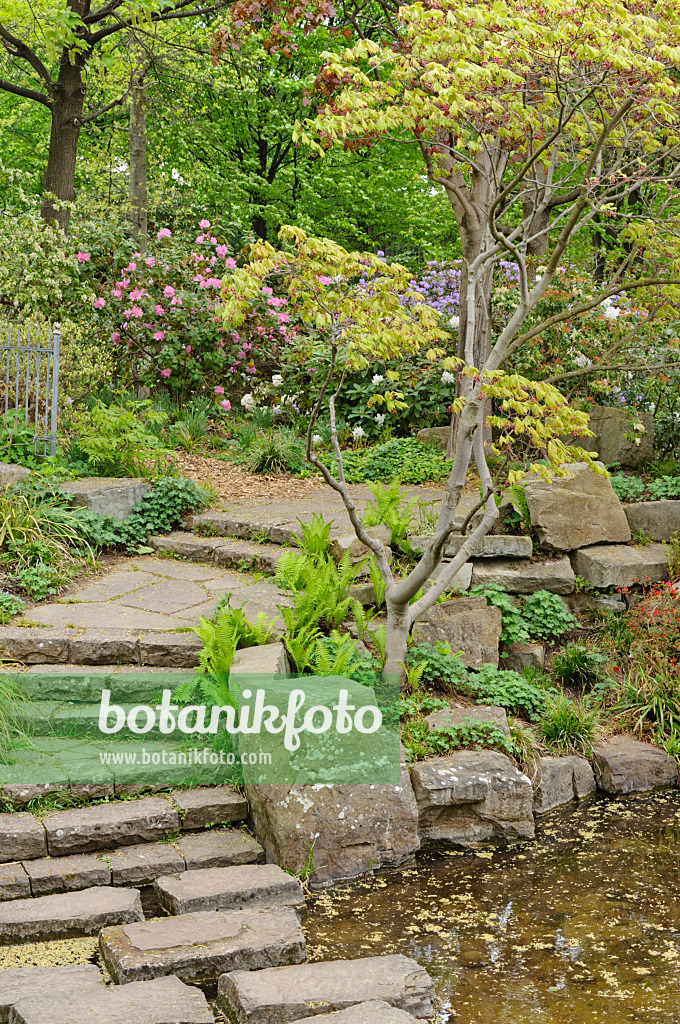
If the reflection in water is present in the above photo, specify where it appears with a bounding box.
[303,792,680,1023]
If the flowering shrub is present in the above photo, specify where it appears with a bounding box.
[623,582,680,665]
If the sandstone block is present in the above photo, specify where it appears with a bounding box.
[154,863,304,915]
[0,885,142,942]
[425,705,510,739]
[523,462,631,550]
[288,1004,421,1024]
[501,642,545,672]
[410,751,535,846]
[571,543,669,589]
[60,477,149,521]
[422,535,533,559]
[43,797,179,855]
[172,786,248,829]
[0,965,104,1024]
[470,556,575,594]
[532,755,596,814]
[593,736,679,795]
[411,597,501,668]
[566,404,654,468]
[100,906,306,985]
[0,813,46,863]
[0,628,68,663]
[0,863,29,901]
[231,642,289,675]
[67,631,140,665]
[105,843,185,886]
[416,426,449,451]
[177,831,264,870]
[24,853,111,896]
[331,525,392,563]
[624,499,680,541]
[246,766,420,887]
[217,954,435,1023]
[138,632,202,667]
[0,462,30,489]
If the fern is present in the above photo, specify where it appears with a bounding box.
[295,513,332,556]
[363,480,417,550]
[373,624,387,667]
[368,556,386,609]
[506,484,531,531]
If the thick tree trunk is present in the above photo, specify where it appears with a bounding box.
[41,52,87,234]
[130,71,148,251]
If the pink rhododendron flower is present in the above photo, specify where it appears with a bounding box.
[145,256,156,267]
[207,278,221,289]
[111,287,123,299]
[196,235,205,244]
[157,228,171,239]
[122,309,133,319]
[129,287,146,300]
[216,245,228,258]
[317,275,332,285]
[125,263,137,273]
[214,385,225,395]
[94,297,105,309]
[220,399,231,411]
[76,252,90,263]
[155,305,164,315]
[160,368,171,378]
[199,219,211,229]
[262,286,273,296]
[119,278,130,289]
[225,258,236,269]
[170,296,182,306]
[163,286,175,298]
[185,345,192,354]
[153,331,166,341]
[111,332,121,344]
[210,237,217,245]
[130,306,143,318]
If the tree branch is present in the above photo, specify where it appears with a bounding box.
[0,76,51,106]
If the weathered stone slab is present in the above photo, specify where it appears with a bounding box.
[177,831,264,870]
[24,853,110,896]
[150,532,225,561]
[501,642,545,672]
[0,627,69,663]
[232,642,289,676]
[330,525,392,564]
[10,975,213,1024]
[522,462,631,550]
[155,863,304,915]
[532,755,596,814]
[190,512,299,546]
[425,705,510,739]
[410,751,535,846]
[288,1003,421,1024]
[218,955,435,1023]
[172,786,248,829]
[624,499,680,541]
[412,534,533,559]
[0,885,142,942]
[411,597,501,667]
[566,404,654,468]
[105,843,185,886]
[100,906,306,985]
[0,863,29,901]
[565,593,626,615]
[470,556,575,594]
[43,797,179,855]
[0,813,46,863]
[0,462,30,489]
[67,631,140,666]
[246,765,420,887]
[416,426,449,451]
[593,736,679,795]
[60,477,149,521]
[0,964,104,1024]
[138,632,202,667]
[572,543,669,589]
[0,783,63,809]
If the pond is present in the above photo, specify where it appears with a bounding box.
[303,792,680,1023]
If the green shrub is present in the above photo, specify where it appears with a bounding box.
[647,476,680,500]
[0,592,25,623]
[538,692,600,755]
[609,473,645,503]
[74,399,173,477]
[338,437,450,484]
[552,642,609,689]
[471,584,530,644]
[521,590,576,640]
[247,430,305,474]
[464,663,550,719]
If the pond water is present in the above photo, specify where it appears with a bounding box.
[303,792,680,1024]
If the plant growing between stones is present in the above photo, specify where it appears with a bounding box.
[539,692,600,756]
[521,592,577,642]
[0,592,25,623]
[552,643,609,690]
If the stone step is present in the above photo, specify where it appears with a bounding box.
[470,555,575,594]
[177,830,265,870]
[217,954,435,1023]
[0,885,142,943]
[190,511,300,546]
[60,477,149,522]
[289,1003,422,1024]
[24,851,111,896]
[0,627,202,667]
[0,813,47,863]
[150,531,281,575]
[410,533,533,559]
[155,863,304,915]
[100,906,306,985]
[42,796,180,856]
[0,964,106,1023]
[0,863,30,901]
[571,542,669,589]
[8,667,194,703]
[16,701,192,741]
[9,974,213,1024]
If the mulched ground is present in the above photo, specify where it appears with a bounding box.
[174,452,325,503]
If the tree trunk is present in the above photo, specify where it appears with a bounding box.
[383,600,411,681]
[129,70,149,252]
[41,52,87,233]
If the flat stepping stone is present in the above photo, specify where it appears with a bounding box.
[150,532,280,575]
[155,864,304,915]
[289,1002,422,1024]
[571,543,668,588]
[0,885,142,943]
[172,786,248,828]
[105,843,185,886]
[0,964,105,1022]
[43,797,179,855]
[0,814,46,863]
[217,954,435,1023]
[10,974,212,1024]
[190,512,299,545]
[425,704,510,738]
[101,906,306,985]
[177,831,264,869]
[0,864,29,901]
[24,853,110,896]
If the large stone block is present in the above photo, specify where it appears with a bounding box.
[0,965,105,1024]
[0,462,30,489]
[501,642,545,672]
[331,526,392,564]
[470,556,575,594]
[24,853,111,896]
[0,628,69,663]
[177,831,264,870]
[245,767,420,887]
[154,863,304,915]
[522,462,631,550]
[60,477,149,521]
[532,755,596,814]
[43,797,179,855]
[217,955,435,1023]
[288,1004,421,1024]
[0,885,142,942]
[0,813,46,863]
[571,543,669,589]
[100,906,306,985]
[106,843,185,887]
[425,705,510,738]
[232,642,289,676]
[624,500,680,541]
[171,786,248,829]
[9,975,213,1024]
[566,404,654,468]
[593,736,679,795]
[427,534,533,559]
[0,863,30,901]
[411,596,501,667]
[409,751,535,846]
[416,426,449,451]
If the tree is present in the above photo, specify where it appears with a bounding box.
[219,226,593,676]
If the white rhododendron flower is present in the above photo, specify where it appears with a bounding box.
[375,413,386,426]
[441,370,456,385]
[372,374,384,385]
[449,315,460,329]
[241,393,256,411]
[312,433,323,445]
[272,374,283,387]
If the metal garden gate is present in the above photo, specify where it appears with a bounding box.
[1,321,60,458]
